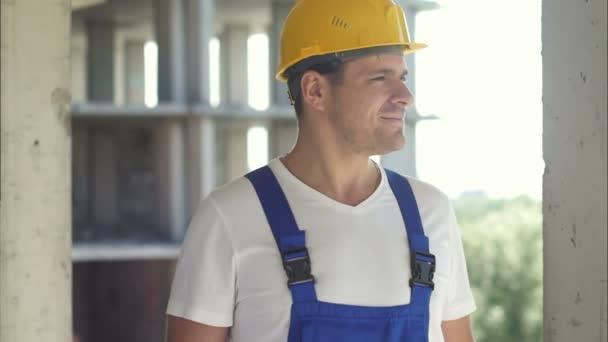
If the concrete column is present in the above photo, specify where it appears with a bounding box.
[218,122,249,184]
[220,24,249,108]
[543,0,607,340]
[124,40,146,105]
[155,0,187,103]
[72,122,89,227]
[186,118,216,214]
[71,17,88,104]
[167,120,187,240]
[269,1,293,106]
[269,121,298,158]
[1,1,72,341]
[184,0,216,214]
[185,0,214,105]
[381,115,417,176]
[155,120,187,241]
[381,1,420,176]
[154,0,194,237]
[87,20,115,102]
[91,129,119,227]
[113,24,156,106]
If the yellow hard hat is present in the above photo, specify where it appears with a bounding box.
[276,0,427,82]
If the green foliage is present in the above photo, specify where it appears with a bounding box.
[454,194,542,342]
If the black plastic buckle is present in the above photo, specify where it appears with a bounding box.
[409,250,436,290]
[282,247,314,286]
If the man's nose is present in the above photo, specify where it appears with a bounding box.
[393,81,414,109]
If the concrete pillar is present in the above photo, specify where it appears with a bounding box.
[184,0,217,212]
[0,1,72,341]
[87,20,115,102]
[269,121,298,158]
[166,120,187,239]
[72,122,90,227]
[217,122,249,184]
[155,0,186,103]
[543,0,607,340]
[220,24,249,108]
[124,40,146,105]
[91,129,119,227]
[71,17,88,104]
[185,0,214,105]
[186,118,216,213]
[381,111,417,176]
[154,0,197,236]
[381,1,420,176]
[113,23,156,106]
[156,120,188,241]
[216,24,250,187]
[269,1,293,106]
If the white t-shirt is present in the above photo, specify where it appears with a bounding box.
[167,159,476,342]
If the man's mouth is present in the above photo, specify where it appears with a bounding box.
[380,115,404,122]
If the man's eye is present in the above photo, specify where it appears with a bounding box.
[371,76,385,81]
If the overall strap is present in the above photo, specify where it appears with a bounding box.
[385,169,435,315]
[245,166,317,303]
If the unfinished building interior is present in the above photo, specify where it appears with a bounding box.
[1,0,606,341]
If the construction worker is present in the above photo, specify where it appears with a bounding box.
[166,0,476,341]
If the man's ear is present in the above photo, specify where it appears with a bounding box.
[300,71,331,113]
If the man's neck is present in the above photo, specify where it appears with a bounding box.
[280,144,381,207]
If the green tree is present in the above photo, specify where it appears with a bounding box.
[454,194,542,342]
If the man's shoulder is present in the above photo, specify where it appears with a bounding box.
[207,161,286,209]
[383,169,450,204]
[386,172,452,214]
[404,176,449,201]
[387,174,458,240]
[206,174,257,209]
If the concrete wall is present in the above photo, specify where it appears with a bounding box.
[0,1,72,341]
[542,0,607,340]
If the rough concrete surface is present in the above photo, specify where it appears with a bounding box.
[543,0,608,340]
[1,0,73,341]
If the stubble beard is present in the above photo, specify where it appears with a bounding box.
[341,123,405,156]
[372,126,406,155]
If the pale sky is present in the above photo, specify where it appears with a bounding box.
[414,0,543,199]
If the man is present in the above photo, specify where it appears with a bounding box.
[166,0,476,341]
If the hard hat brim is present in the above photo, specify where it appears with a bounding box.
[276,42,428,82]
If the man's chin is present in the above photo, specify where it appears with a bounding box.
[374,139,406,155]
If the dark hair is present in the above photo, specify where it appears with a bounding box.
[287,60,344,118]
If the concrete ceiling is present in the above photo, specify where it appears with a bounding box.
[72,0,106,10]
[72,0,154,26]
[72,0,295,33]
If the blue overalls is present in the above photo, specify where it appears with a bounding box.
[246,166,436,342]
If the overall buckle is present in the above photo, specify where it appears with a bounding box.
[282,247,314,286]
[409,250,436,290]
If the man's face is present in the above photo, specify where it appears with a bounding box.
[325,54,413,156]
